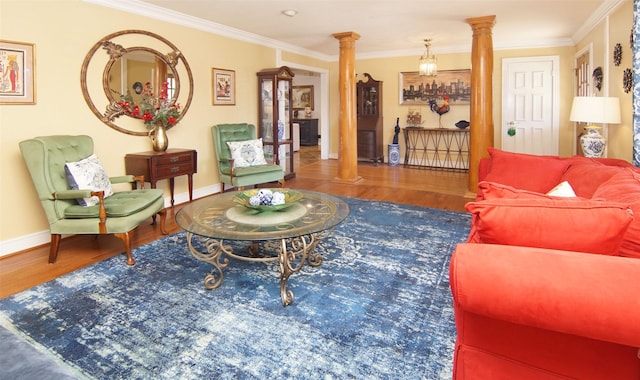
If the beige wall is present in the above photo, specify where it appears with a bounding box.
[567,0,632,161]
[353,53,472,156]
[0,0,632,253]
[352,47,578,158]
[492,47,576,156]
[0,0,278,248]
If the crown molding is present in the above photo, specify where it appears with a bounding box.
[83,0,334,61]
[572,0,627,43]
[84,0,621,63]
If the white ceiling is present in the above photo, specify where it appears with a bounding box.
[94,0,625,60]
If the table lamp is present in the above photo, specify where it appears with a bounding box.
[569,96,620,158]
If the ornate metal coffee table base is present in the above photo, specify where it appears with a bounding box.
[186,229,334,306]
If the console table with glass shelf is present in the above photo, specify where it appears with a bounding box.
[403,128,470,171]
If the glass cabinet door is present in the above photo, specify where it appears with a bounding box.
[257,66,295,179]
[259,78,274,160]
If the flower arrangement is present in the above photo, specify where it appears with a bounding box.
[249,189,286,206]
[117,82,181,129]
[233,188,303,212]
[406,109,423,127]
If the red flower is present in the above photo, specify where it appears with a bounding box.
[116,81,180,129]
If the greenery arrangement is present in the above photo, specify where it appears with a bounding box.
[117,82,181,129]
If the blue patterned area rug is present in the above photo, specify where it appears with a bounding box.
[0,197,471,379]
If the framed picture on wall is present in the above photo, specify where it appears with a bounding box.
[212,68,235,105]
[399,69,470,105]
[292,85,314,110]
[0,40,35,105]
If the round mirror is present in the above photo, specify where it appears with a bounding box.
[81,30,193,136]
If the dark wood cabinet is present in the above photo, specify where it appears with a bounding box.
[357,73,383,163]
[294,118,318,146]
[124,148,197,207]
[257,66,296,179]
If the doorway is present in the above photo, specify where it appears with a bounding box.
[501,56,560,155]
[285,65,329,163]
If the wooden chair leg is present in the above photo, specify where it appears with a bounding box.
[157,209,168,235]
[48,234,61,264]
[115,231,135,266]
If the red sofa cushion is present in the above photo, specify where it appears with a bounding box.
[477,181,586,202]
[560,160,623,198]
[465,198,633,255]
[592,169,640,258]
[483,148,571,193]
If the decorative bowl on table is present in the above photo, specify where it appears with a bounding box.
[455,120,470,129]
[233,188,303,212]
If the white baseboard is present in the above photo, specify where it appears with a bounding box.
[0,185,222,258]
[0,230,52,257]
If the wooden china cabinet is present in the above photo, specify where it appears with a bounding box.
[257,66,296,179]
[356,73,383,163]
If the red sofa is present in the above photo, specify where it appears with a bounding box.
[450,148,640,379]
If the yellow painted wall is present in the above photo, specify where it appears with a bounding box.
[354,53,472,157]
[607,0,634,161]
[573,0,632,161]
[0,0,277,245]
[352,47,576,158]
[492,47,576,156]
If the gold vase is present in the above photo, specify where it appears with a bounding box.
[149,124,168,152]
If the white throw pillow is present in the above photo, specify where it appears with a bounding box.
[226,138,268,168]
[65,154,113,206]
[546,181,577,198]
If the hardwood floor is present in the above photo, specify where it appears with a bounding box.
[0,154,472,299]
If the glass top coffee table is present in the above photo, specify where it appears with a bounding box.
[175,189,350,306]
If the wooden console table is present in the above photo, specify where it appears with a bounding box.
[125,149,197,207]
[403,128,469,171]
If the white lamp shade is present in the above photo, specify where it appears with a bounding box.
[569,96,621,124]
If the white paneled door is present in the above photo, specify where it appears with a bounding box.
[501,56,559,155]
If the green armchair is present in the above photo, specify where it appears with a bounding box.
[211,123,284,191]
[19,135,167,265]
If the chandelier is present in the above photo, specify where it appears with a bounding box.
[418,38,437,77]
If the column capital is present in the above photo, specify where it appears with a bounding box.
[466,15,496,32]
[332,31,361,41]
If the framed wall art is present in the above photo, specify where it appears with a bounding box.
[212,68,235,105]
[0,40,35,105]
[292,85,314,110]
[399,69,470,105]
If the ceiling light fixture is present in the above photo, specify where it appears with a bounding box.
[282,10,298,17]
[418,38,437,77]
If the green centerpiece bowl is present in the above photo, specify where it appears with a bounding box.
[233,189,303,212]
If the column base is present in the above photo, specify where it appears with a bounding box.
[332,176,364,184]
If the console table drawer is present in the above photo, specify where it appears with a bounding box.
[155,162,193,179]
[156,152,194,166]
[124,148,197,207]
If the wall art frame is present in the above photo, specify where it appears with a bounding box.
[212,67,235,105]
[292,85,314,110]
[399,69,470,105]
[0,40,35,105]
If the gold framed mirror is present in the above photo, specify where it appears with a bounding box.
[80,30,193,136]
